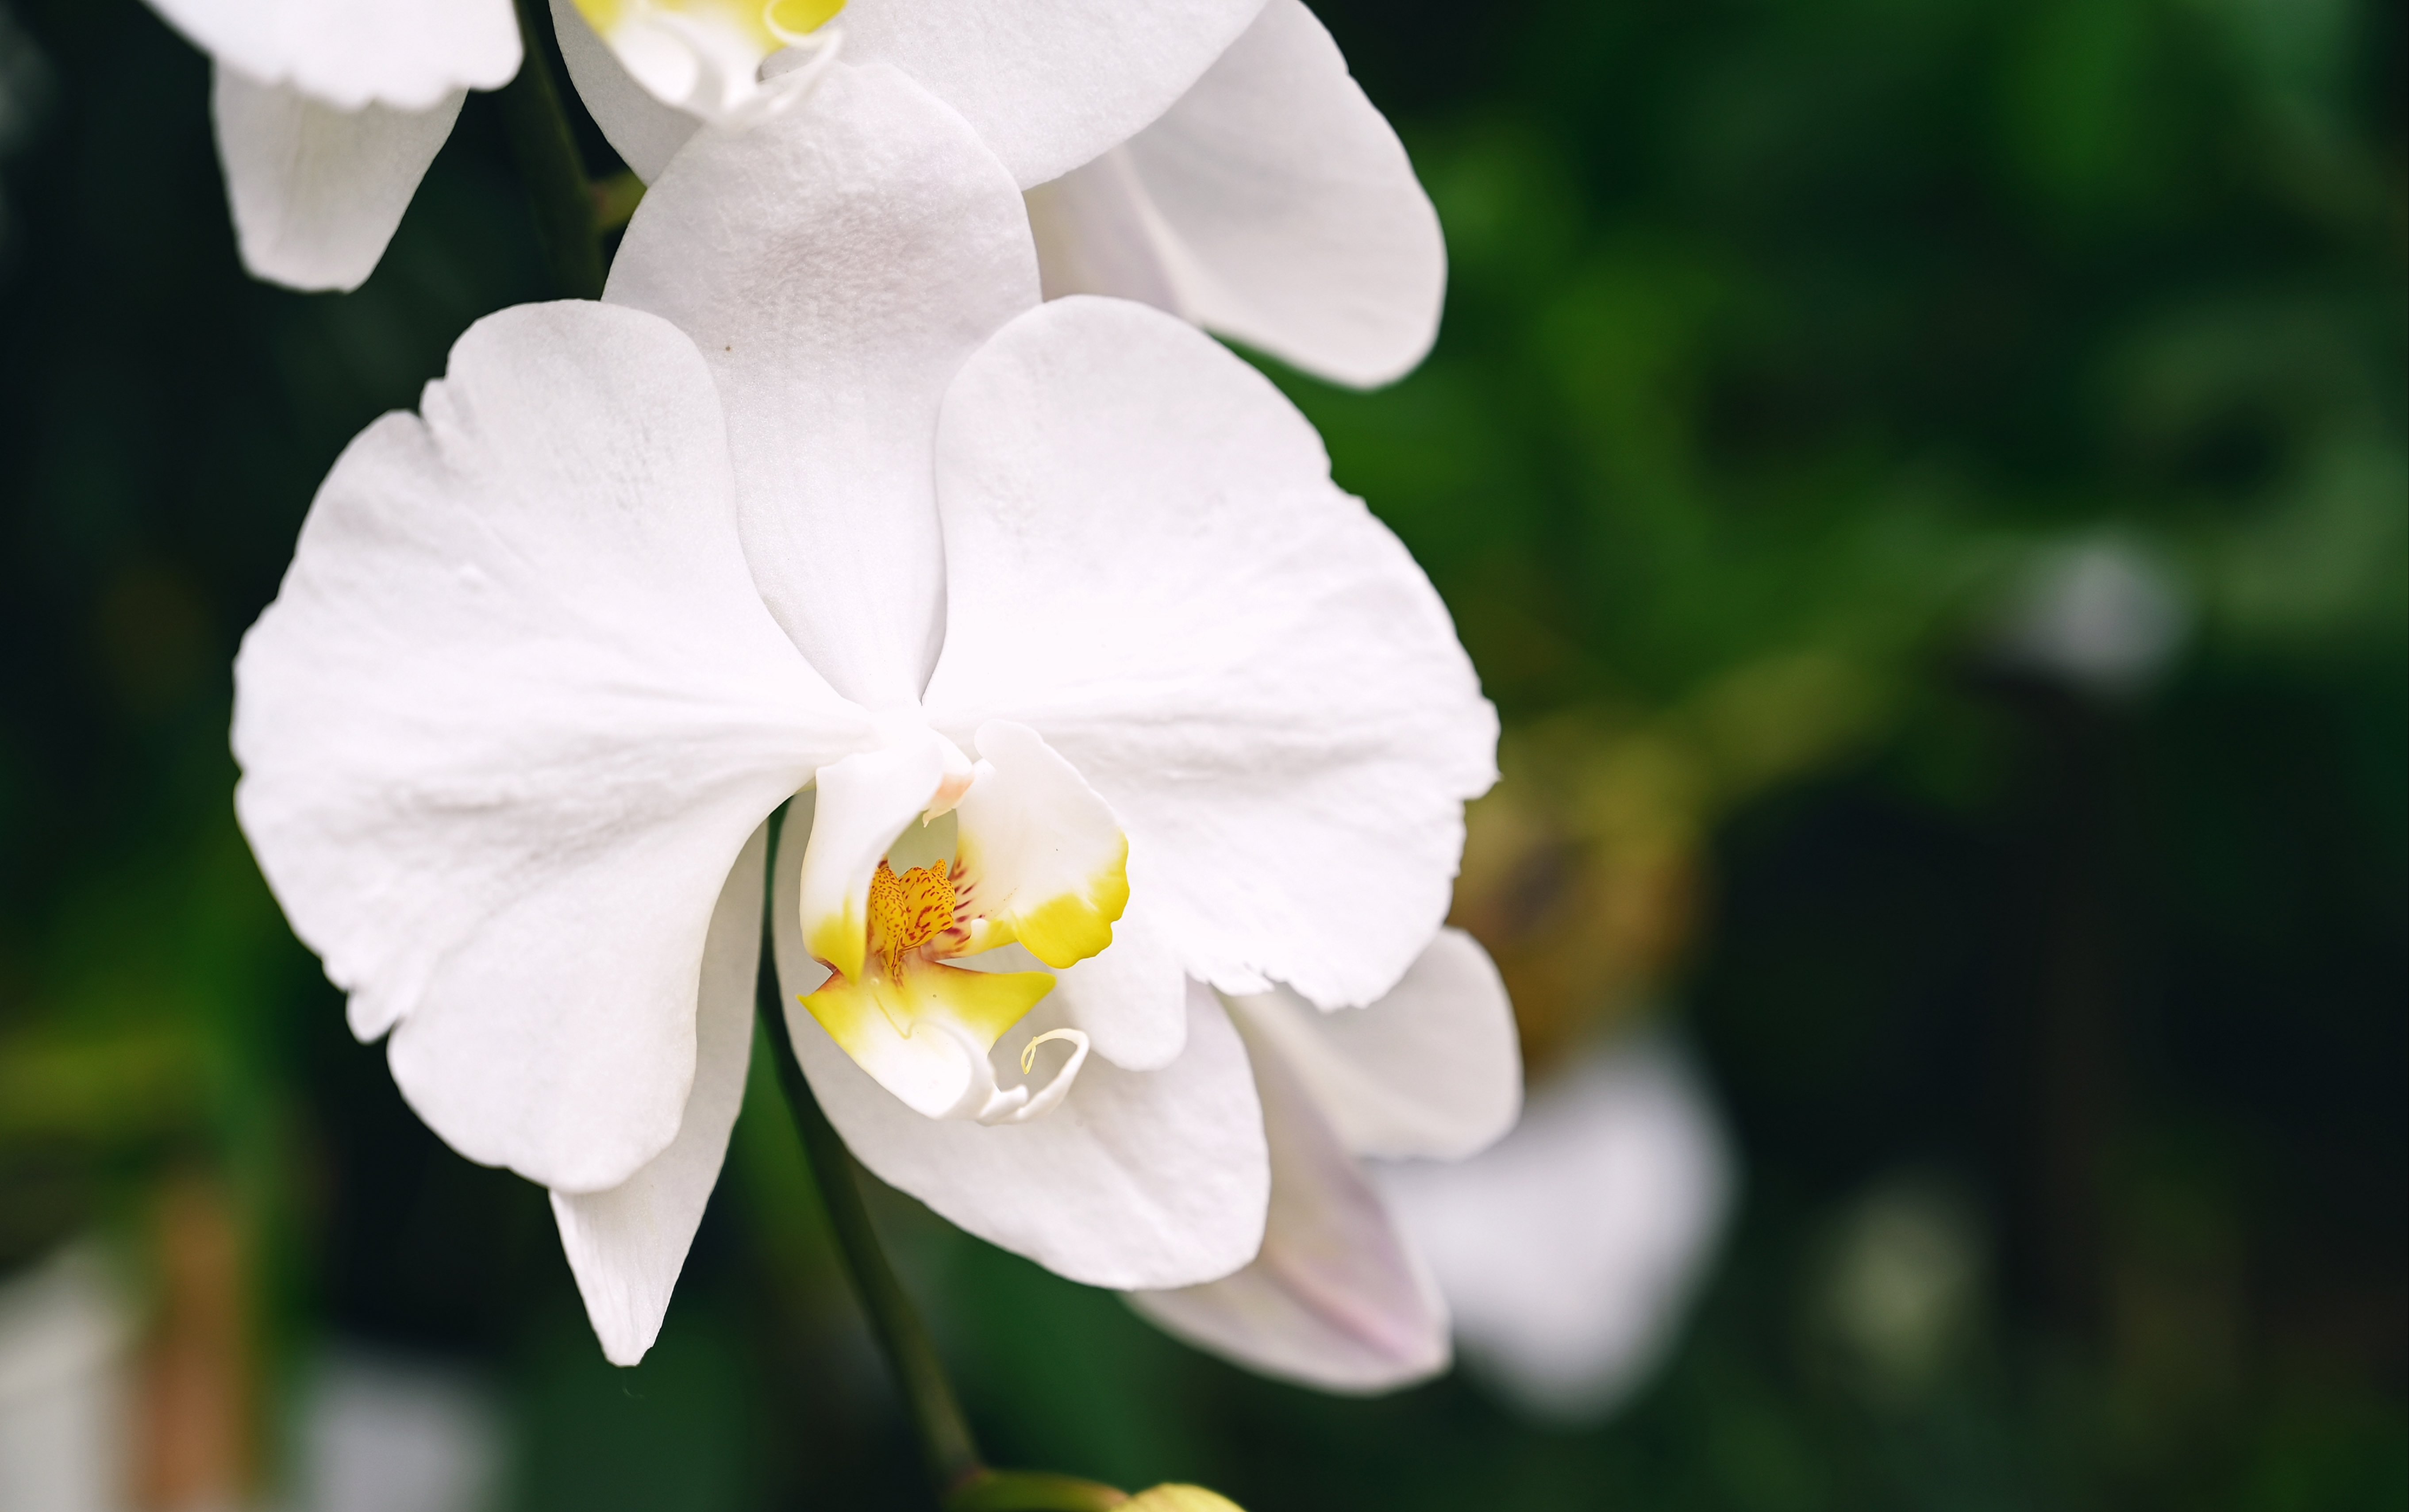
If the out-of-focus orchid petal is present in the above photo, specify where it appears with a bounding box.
[211,66,461,292]
[1377,1041,1736,1421]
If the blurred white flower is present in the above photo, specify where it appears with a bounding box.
[1376,1040,1735,1421]
[140,0,521,290]
[1131,929,1523,1393]
[232,69,1492,1368]
[562,0,1447,388]
[1993,536,2190,696]
[0,1245,134,1512]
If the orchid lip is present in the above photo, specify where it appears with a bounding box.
[794,721,1131,1125]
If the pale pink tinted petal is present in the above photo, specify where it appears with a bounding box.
[1131,1016,1447,1393]
[1230,928,1520,1161]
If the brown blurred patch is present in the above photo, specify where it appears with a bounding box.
[138,1169,255,1512]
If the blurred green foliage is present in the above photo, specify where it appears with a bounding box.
[0,0,2400,1508]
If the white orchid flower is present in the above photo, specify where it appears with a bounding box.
[560,0,1445,387]
[143,0,1270,296]
[231,63,1496,1366]
[1128,928,1523,1393]
[142,0,521,291]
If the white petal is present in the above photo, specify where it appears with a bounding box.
[771,843,1267,1288]
[1047,879,1188,1071]
[844,0,1266,189]
[233,302,868,1194]
[149,0,518,111]
[1377,1042,1736,1421]
[1130,1014,1447,1393]
[1028,0,1443,387]
[605,61,1039,707]
[1027,150,1181,311]
[211,66,460,293]
[550,0,698,182]
[551,823,764,1366]
[921,296,1497,1012]
[1227,928,1519,1161]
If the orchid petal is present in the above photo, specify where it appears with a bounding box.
[843,0,1266,190]
[233,302,868,1194]
[1027,0,1444,387]
[605,61,1039,706]
[773,848,1267,1287]
[550,824,763,1366]
[922,297,1497,1012]
[550,0,698,182]
[1131,1013,1447,1393]
[1227,928,1519,1162]
[1376,1043,1736,1420]
[1047,879,1189,1071]
[210,66,461,293]
[148,0,518,111]
[953,721,1128,968]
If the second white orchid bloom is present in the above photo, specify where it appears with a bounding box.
[562,0,1447,387]
[232,63,1494,1367]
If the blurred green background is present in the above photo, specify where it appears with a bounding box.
[0,0,2400,1508]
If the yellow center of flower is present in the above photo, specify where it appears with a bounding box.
[868,858,958,971]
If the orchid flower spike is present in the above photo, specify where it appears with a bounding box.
[230,64,1496,1367]
[560,0,1447,387]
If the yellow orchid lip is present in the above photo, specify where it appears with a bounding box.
[796,722,1134,1125]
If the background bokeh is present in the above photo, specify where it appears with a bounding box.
[0,0,2401,1507]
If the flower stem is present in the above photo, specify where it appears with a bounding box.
[755,806,984,1497]
[752,807,1145,1512]
[495,0,605,299]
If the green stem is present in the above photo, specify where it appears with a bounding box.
[752,808,1143,1512]
[755,806,985,1500]
[494,0,605,299]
